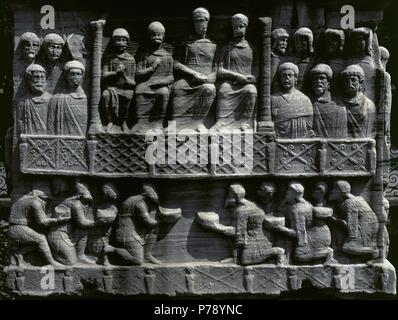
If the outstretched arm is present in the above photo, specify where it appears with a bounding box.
[32,201,68,227]
[72,202,95,228]
[136,202,158,227]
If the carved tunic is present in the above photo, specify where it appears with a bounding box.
[289,200,331,258]
[312,93,347,138]
[235,201,274,265]
[135,48,173,119]
[101,52,136,124]
[342,92,376,138]
[47,87,88,136]
[216,40,257,128]
[171,38,217,123]
[271,89,314,138]
[340,196,379,250]
[16,92,51,135]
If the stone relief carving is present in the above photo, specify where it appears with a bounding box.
[132,22,174,134]
[100,28,135,133]
[211,14,257,132]
[47,60,88,136]
[170,8,217,133]
[5,4,396,297]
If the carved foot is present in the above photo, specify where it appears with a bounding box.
[145,255,161,264]
[78,255,96,265]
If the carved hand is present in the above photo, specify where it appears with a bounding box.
[193,72,207,83]
[245,75,256,84]
[150,58,162,71]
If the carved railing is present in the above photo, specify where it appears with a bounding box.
[19,133,376,178]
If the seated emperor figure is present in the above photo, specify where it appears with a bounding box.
[271,62,314,138]
[170,7,217,132]
[211,13,257,132]
[132,22,174,134]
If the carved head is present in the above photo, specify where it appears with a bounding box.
[310,64,332,97]
[143,183,159,204]
[324,29,345,57]
[75,181,92,203]
[64,60,85,90]
[112,28,130,53]
[43,33,65,63]
[30,189,49,201]
[286,182,304,204]
[329,180,351,202]
[312,181,328,203]
[25,64,47,94]
[51,177,70,196]
[350,27,372,57]
[383,197,390,219]
[148,21,165,46]
[231,14,248,39]
[227,184,246,206]
[380,46,390,70]
[257,182,276,202]
[193,7,210,37]
[102,183,119,201]
[277,62,298,91]
[340,64,365,98]
[293,28,314,57]
[271,28,289,56]
[20,32,41,63]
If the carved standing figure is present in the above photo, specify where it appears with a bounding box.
[380,46,392,149]
[114,184,161,265]
[170,7,217,132]
[271,62,314,138]
[47,181,95,265]
[8,190,68,267]
[225,184,285,266]
[100,28,136,133]
[293,27,314,93]
[47,60,88,136]
[271,28,289,91]
[340,65,376,138]
[14,32,41,98]
[323,29,346,94]
[310,64,347,138]
[132,22,174,133]
[41,33,66,94]
[329,180,379,261]
[211,14,257,131]
[347,27,377,103]
[87,183,120,265]
[272,182,335,264]
[15,64,51,136]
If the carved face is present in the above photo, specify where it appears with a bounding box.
[328,187,343,202]
[295,36,309,56]
[46,43,63,62]
[275,36,288,55]
[149,30,164,45]
[326,37,342,56]
[312,73,329,97]
[145,186,159,204]
[232,21,247,38]
[28,71,47,94]
[279,69,296,91]
[22,40,40,62]
[113,36,128,53]
[65,68,83,89]
[312,187,325,203]
[343,75,361,97]
[193,17,208,37]
[352,35,367,55]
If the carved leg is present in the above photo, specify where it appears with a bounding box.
[76,234,96,264]
[144,227,161,264]
[38,236,65,268]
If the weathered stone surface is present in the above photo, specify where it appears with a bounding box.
[3,0,397,298]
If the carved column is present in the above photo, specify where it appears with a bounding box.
[89,19,106,135]
[257,17,274,134]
